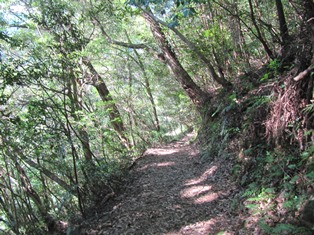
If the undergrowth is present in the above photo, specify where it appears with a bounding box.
[199,59,314,234]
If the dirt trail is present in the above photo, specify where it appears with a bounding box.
[83,134,243,234]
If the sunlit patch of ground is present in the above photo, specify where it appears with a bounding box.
[184,165,218,186]
[156,162,176,167]
[181,165,222,204]
[165,217,238,235]
[193,191,220,204]
[138,161,176,171]
[181,185,213,198]
[145,148,179,156]
[165,219,217,235]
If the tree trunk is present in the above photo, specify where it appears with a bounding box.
[66,76,94,162]
[248,0,274,59]
[9,152,57,233]
[275,0,289,57]
[8,144,77,195]
[142,11,210,110]
[132,46,160,132]
[141,9,233,90]
[229,0,248,60]
[83,60,131,148]
[276,0,289,44]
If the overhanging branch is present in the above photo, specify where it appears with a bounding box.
[91,16,149,50]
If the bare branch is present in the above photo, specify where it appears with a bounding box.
[294,64,313,81]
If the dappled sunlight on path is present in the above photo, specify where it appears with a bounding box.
[165,219,217,235]
[138,161,176,171]
[145,148,180,156]
[184,165,218,186]
[82,133,242,234]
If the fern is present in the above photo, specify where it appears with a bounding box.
[259,221,312,235]
[302,103,314,114]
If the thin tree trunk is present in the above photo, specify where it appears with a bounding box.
[229,0,248,59]
[1,158,20,234]
[66,76,94,162]
[276,0,289,44]
[248,0,274,59]
[126,66,136,146]
[9,145,76,194]
[132,48,160,132]
[70,139,86,217]
[276,0,290,58]
[142,11,210,110]
[8,152,57,233]
[125,31,161,132]
[63,107,86,215]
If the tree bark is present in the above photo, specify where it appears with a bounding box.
[275,0,290,58]
[141,9,233,90]
[142,11,210,110]
[276,0,289,45]
[83,59,131,148]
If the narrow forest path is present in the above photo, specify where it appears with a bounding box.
[82,134,245,235]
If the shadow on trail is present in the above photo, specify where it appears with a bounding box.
[88,136,241,234]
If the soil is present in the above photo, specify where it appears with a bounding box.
[80,133,245,235]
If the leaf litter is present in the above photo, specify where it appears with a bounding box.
[79,133,246,235]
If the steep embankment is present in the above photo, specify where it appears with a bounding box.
[77,133,246,235]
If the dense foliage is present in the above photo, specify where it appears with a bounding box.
[0,0,313,234]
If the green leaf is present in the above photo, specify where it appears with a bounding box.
[288,164,297,169]
[216,232,226,235]
[289,175,299,183]
[245,203,258,209]
[260,73,269,81]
